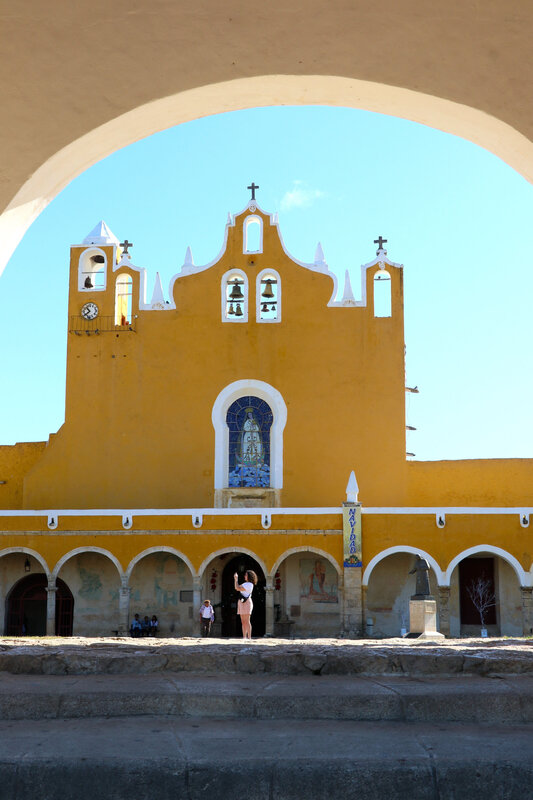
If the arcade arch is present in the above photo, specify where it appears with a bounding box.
[3,74,533,277]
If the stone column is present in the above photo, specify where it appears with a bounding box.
[520,587,533,637]
[265,580,274,636]
[193,577,202,637]
[119,580,131,636]
[46,581,57,635]
[342,567,363,638]
[438,586,451,637]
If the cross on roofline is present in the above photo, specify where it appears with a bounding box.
[247,182,259,201]
[374,236,387,253]
[120,239,133,256]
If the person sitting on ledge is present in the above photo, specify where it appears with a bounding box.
[141,615,150,637]
[130,614,142,638]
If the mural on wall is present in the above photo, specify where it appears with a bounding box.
[78,567,103,600]
[300,559,338,604]
[131,554,192,608]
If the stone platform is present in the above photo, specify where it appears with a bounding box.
[1,638,532,799]
[0,635,532,676]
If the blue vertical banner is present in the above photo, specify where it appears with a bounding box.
[342,504,362,567]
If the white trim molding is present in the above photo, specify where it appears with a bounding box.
[211,379,287,491]
[270,546,342,578]
[445,545,529,587]
[362,546,445,587]
[125,546,196,582]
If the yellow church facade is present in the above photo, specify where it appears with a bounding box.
[1,194,532,639]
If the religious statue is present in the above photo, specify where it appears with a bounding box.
[239,410,263,466]
[409,555,433,599]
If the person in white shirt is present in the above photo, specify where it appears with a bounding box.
[233,570,258,640]
[199,599,215,637]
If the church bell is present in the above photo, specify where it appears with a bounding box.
[228,303,235,315]
[229,279,244,300]
[235,303,243,317]
[261,279,275,299]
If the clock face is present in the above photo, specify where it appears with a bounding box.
[81,302,99,320]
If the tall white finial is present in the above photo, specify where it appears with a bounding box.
[314,242,326,267]
[346,471,359,502]
[150,272,165,307]
[227,212,232,225]
[341,270,356,305]
[183,246,194,269]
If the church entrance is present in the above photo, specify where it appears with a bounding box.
[6,574,74,636]
[220,554,266,638]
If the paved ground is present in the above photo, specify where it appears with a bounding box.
[1,716,533,799]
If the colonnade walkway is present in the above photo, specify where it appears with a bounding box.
[1,637,533,799]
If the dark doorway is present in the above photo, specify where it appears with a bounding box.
[221,554,266,638]
[459,557,497,626]
[6,574,74,636]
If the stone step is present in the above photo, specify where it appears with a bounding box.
[2,672,533,725]
[1,716,532,800]
[1,637,533,677]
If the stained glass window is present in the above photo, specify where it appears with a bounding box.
[226,396,273,487]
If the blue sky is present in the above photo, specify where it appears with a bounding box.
[1,106,532,459]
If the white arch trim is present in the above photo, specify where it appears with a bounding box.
[211,378,287,490]
[3,74,533,277]
[126,546,195,582]
[445,545,529,588]
[362,546,445,587]
[52,547,125,582]
[270,546,341,578]
[0,547,51,578]
[197,547,268,580]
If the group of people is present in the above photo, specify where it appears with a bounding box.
[130,614,159,637]
[129,570,258,640]
[199,569,258,639]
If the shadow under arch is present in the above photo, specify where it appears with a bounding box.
[3,74,533,276]
[270,546,341,579]
[52,546,125,582]
[445,545,529,588]
[0,547,51,579]
[363,546,445,587]
[198,546,267,580]
[126,546,195,582]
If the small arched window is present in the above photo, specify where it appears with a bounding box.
[222,270,248,322]
[243,215,263,253]
[373,269,391,317]
[226,396,273,487]
[257,270,281,322]
[115,274,133,326]
[78,248,106,291]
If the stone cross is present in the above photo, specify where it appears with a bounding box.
[247,182,259,201]
[120,239,133,256]
[374,236,387,252]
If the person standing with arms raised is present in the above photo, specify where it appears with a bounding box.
[234,570,258,639]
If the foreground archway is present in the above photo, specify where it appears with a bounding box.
[3,75,533,277]
[6,574,73,636]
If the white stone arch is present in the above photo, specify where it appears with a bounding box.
[445,545,529,588]
[126,546,196,583]
[211,378,287,490]
[270,546,341,579]
[3,75,533,278]
[198,547,268,580]
[52,547,125,582]
[243,214,263,253]
[0,547,51,579]
[78,246,107,292]
[362,546,445,587]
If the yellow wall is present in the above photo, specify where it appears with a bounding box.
[22,208,407,510]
